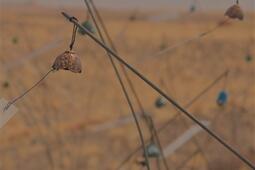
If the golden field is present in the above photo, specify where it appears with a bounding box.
[0,4,254,170]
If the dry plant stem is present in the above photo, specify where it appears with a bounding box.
[116,70,228,169]
[4,69,54,111]
[175,150,200,170]
[83,1,150,170]
[62,12,255,169]
[177,101,237,170]
[12,76,55,170]
[149,117,171,170]
[138,18,230,63]
[91,0,155,141]
[179,115,212,170]
[156,157,162,170]
[88,1,170,169]
[162,63,213,170]
[90,0,156,140]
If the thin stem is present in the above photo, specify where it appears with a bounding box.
[4,69,53,111]
[69,24,78,50]
[149,116,171,170]
[136,19,229,64]
[61,12,255,170]
[116,70,228,169]
[88,1,170,169]
[83,1,150,169]
[175,150,200,170]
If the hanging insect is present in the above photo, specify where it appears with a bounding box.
[155,96,167,108]
[145,143,161,158]
[3,18,82,111]
[12,36,19,44]
[78,20,95,35]
[217,90,228,106]
[225,1,244,20]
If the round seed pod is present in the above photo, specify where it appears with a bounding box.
[217,90,228,106]
[52,51,82,73]
[225,4,244,20]
[155,96,167,108]
[145,143,160,158]
[78,20,95,35]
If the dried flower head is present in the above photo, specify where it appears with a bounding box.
[225,4,244,20]
[52,51,82,73]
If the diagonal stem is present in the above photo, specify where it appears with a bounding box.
[61,12,255,170]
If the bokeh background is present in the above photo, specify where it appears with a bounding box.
[0,0,254,170]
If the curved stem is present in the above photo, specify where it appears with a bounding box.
[4,69,53,111]
[83,1,150,169]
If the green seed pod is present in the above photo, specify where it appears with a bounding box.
[155,96,167,108]
[78,20,95,35]
[145,143,161,158]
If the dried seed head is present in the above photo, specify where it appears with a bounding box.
[225,4,244,20]
[52,51,82,73]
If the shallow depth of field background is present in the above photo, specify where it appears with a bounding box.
[0,0,254,170]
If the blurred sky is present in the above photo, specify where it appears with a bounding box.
[0,0,255,11]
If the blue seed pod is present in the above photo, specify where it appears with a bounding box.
[155,97,167,108]
[217,90,228,106]
[145,143,160,158]
[78,20,95,35]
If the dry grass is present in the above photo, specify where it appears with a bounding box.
[0,5,254,170]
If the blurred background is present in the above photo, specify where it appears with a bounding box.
[0,0,254,170]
